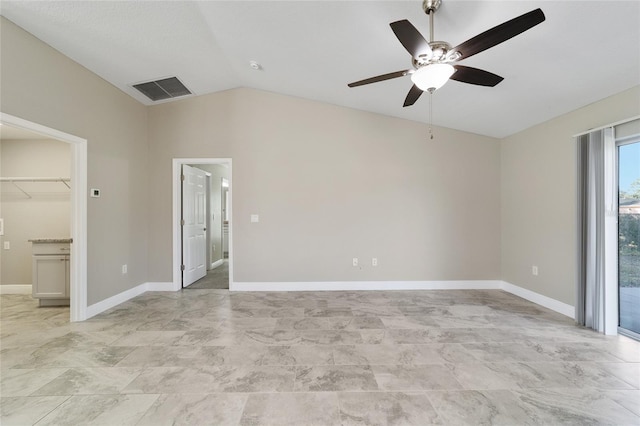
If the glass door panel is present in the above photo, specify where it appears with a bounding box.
[618,141,640,335]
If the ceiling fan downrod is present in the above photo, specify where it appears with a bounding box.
[422,0,441,43]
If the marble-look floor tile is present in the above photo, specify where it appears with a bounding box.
[427,389,542,425]
[298,330,364,345]
[240,392,340,426]
[604,389,640,416]
[136,393,247,426]
[372,364,463,391]
[513,387,640,425]
[116,346,202,367]
[0,368,68,397]
[31,367,142,396]
[198,345,266,366]
[243,329,301,345]
[326,316,385,330]
[35,394,159,426]
[0,396,69,425]
[444,362,521,390]
[462,341,556,362]
[15,345,137,369]
[294,365,379,391]
[339,391,442,425]
[274,317,328,330]
[2,290,640,425]
[123,365,296,393]
[109,330,185,346]
[261,345,334,366]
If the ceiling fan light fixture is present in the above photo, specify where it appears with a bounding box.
[411,63,455,91]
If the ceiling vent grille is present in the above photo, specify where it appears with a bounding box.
[132,77,191,101]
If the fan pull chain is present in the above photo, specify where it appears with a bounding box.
[428,88,434,140]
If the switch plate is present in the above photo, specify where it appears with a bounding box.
[122,264,128,274]
[352,258,358,267]
[3,241,9,250]
[372,258,378,267]
[250,214,259,223]
[532,265,538,276]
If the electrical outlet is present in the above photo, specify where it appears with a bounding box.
[532,265,538,276]
[372,258,378,267]
[122,264,128,274]
[352,258,358,267]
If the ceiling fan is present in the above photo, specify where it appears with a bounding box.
[348,0,545,107]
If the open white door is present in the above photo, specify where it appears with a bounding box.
[182,165,207,287]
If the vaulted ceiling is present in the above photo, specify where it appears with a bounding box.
[1,1,638,138]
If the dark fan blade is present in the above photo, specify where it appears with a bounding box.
[348,70,409,88]
[403,84,423,107]
[452,8,545,60]
[451,65,504,87]
[390,20,432,59]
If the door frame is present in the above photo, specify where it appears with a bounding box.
[1,112,88,321]
[172,158,233,291]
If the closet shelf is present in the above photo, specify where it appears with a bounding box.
[0,177,71,199]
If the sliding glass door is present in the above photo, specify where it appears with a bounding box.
[618,140,640,337]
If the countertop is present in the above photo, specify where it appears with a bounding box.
[28,238,73,244]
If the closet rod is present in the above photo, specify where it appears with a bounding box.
[0,177,71,199]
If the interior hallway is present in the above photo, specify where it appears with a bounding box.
[1,289,639,425]
[186,261,229,290]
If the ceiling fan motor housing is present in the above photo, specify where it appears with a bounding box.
[422,0,442,14]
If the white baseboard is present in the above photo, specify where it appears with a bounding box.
[146,282,176,291]
[230,280,502,292]
[85,282,177,319]
[500,281,575,319]
[86,283,148,319]
[209,259,224,270]
[0,284,32,294]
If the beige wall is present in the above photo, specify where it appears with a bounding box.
[148,88,502,284]
[0,17,149,304]
[0,139,71,284]
[501,85,640,305]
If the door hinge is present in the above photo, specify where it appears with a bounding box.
[181,174,185,181]
[181,219,185,226]
[181,264,185,271]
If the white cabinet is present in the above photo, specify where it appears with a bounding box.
[30,240,71,306]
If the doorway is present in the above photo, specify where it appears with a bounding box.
[172,158,232,291]
[618,138,640,338]
[0,113,88,321]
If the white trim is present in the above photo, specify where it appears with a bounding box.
[210,259,224,270]
[500,281,575,318]
[231,280,502,292]
[0,285,32,294]
[84,281,177,318]
[86,283,147,319]
[0,113,88,322]
[146,282,175,292]
[573,115,640,137]
[172,158,233,292]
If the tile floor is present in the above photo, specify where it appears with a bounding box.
[1,289,639,425]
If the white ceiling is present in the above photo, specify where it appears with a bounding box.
[1,1,639,138]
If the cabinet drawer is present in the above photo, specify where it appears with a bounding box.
[32,243,71,255]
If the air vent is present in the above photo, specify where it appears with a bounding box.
[132,77,191,101]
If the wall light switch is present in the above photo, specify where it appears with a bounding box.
[122,264,127,274]
[250,214,259,223]
[3,241,9,250]
[532,265,539,276]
